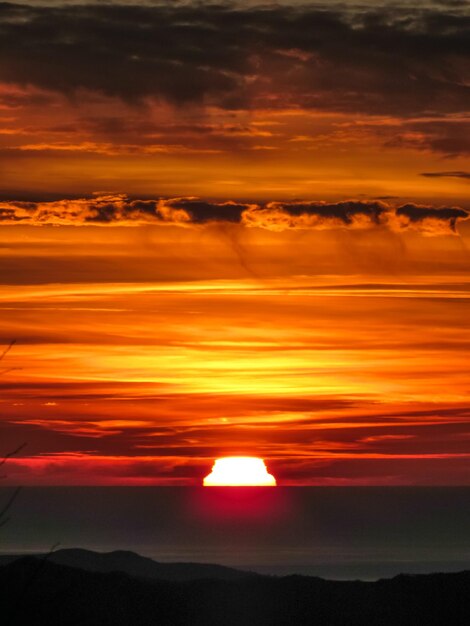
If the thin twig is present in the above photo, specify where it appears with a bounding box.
[0,443,27,469]
[0,486,22,527]
[0,339,16,362]
[0,443,27,526]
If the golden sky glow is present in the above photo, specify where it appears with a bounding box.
[1,1,469,485]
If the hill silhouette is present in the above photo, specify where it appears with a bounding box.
[0,547,256,582]
[1,555,469,625]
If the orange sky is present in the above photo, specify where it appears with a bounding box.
[1,1,469,484]
[1,221,469,485]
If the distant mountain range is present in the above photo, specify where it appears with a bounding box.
[1,549,469,625]
[0,547,256,582]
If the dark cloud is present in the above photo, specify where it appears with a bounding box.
[0,194,191,225]
[244,201,385,228]
[242,200,470,235]
[0,3,468,116]
[421,171,470,179]
[395,204,469,233]
[387,121,470,155]
[72,116,162,138]
[0,195,468,235]
[0,195,252,226]
[164,198,253,223]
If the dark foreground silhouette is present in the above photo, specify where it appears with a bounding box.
[1,553,469,625]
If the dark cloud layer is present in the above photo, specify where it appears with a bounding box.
[0,195,468,235]
[0,3,469,116]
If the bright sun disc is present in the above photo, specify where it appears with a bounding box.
[203,457,277,486]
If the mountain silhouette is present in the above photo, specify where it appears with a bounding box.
[0,547,256,582]
[1,554,469,625]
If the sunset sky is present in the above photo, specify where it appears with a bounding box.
[1,0,469,485]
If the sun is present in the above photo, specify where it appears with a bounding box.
[203,457,277,486]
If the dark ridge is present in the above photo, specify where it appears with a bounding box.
[0,547,257,582]
[1,556,470,625]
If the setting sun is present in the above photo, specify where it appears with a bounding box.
[203,457,277,486]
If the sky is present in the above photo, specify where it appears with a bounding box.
[0,1,469,486]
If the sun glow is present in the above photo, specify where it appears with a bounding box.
[203,457,277,486]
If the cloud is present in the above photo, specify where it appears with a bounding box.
[13,141,222,156]
[242,201,470,235]
[0,195,256,226]
[0,195,468,235]
[163,198,254,223]
[0,3,468,117]
[387,120,470,155]
[0,84,53,109]
[393,204,470,235]
[0,194,191,226]
[242,201,386,231]
[421,171,470,180]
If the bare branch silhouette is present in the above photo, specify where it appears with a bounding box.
[0,486,22,528]
[0,339,21,375]
[0,367,22,376]
[0,339,16,362]
[0,443,27,470]
[0,341,26,526]
[0,443,26,526]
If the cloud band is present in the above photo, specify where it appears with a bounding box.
[0,195,468,235]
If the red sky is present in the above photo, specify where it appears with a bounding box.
[1,1,470,485]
